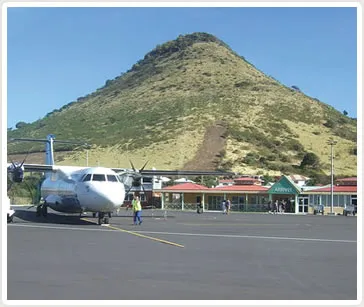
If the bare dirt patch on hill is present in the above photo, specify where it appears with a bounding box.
[182,121,227,170]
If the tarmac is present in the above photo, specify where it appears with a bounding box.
[7,206,358,301]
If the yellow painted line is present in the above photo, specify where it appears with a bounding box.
[81,218,184,248]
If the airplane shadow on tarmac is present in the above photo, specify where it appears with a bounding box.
[12,209,96,226]
[12,208,173,226]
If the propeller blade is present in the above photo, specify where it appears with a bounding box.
[129,160,136,172]
[20,150,30,168]
[9,157,16,168]
[140,160,149,172]
[125,184,133,196]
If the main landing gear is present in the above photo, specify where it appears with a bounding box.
[91,212,112,225]
[36,203,48,217]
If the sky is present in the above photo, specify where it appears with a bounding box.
[5,4,359,129]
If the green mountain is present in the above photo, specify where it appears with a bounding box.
[8,32,357,178]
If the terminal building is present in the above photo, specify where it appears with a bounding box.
[155,175,357,215]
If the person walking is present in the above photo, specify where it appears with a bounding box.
[221,199,227,214]
[226,199,231,215]
[132,195,142,225]
[274,200,279,214]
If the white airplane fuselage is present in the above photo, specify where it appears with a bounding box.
[41,166,125,214]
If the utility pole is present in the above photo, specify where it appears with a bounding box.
[327,138,337,215]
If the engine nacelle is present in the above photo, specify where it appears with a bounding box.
[12,168,25,182]
[8,165,25,183]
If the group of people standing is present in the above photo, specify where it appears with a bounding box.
[268,199,291,214]
[221,199,231,214]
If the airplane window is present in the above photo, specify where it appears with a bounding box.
[83,174,92,182]
[92,174,106,181]
[107,175,118,182]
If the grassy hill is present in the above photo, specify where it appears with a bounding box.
[8,32,357,178]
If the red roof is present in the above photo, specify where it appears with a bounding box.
[336,177,357,185]
[163,183,210,191]
[212,185,269,192]
[306,186,357,193]
[337,177,357,181]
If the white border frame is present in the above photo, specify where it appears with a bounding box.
[1,2,362,306]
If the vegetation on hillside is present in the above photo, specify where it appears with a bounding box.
[8,32,357,179]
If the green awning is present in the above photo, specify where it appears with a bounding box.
[268,175,301,195]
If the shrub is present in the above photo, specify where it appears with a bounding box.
[15,121,27,129]
[323,119,336,128]
[300,152,320,169]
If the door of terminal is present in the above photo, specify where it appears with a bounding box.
[298,196,309,213]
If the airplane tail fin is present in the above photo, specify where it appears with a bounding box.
[9,134,89,166]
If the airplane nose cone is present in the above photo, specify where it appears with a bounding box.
[80,183,125,212]
[100,190,125,208]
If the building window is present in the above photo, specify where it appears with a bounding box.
[232,196,244,204]
[248,195,258,204]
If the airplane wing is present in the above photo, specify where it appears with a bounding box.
[142,170,234,176]
[112,168,234,177]
[20,164,54,172]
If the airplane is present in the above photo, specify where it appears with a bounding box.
[7,134,234,225]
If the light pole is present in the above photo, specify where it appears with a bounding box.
[327,138,337,215]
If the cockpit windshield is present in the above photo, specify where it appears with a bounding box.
[82,174,92,182]
[92,174,106,181]
[107,175,118,182]
[82,173,120,182]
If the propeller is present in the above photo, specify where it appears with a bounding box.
[119,160,149,203]
[7,151,30,183]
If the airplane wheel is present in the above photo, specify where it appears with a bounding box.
[42,205,48,217]
[92,213,96,218]
[36,205,42,217]
[104,217,109,224]
[98,212,104,225]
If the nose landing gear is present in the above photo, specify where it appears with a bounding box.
[97,212,110,225]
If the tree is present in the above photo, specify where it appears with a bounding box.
[291,85,301,92]
[193,175,217,188]
[15,121,27,129]
[300,152,320,169]
[343,110,348,116]
[261,174,274,185]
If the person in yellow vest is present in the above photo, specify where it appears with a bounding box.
[132,195,142,225]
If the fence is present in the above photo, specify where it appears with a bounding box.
[163,202,270,212]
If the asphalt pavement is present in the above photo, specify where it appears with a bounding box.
[6,207,358,301]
